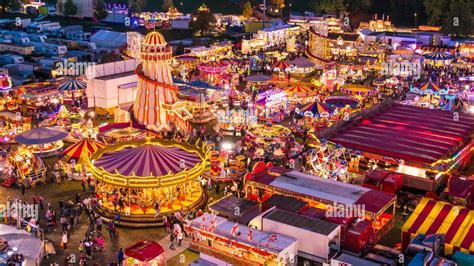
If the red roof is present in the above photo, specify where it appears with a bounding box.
[328,104,474,164]
[124,241,164,262]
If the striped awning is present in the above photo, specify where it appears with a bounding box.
[61,138,105,165]
[273,60,289,71]
[402,197,474,255]
[57,79,86,91]
[424,51,456,61]
[284,85,311,96]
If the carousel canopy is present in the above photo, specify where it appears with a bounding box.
[186,80,222,90]
[94,144,202,177]
[289,57,316,69]
[412,80,447,95]
[341,84,376,95]
[284,85,312,97]
[61,138,105,164]
[424,51,455,61]
[57,79,86,91]
[15,127,68,145]
[125,241,164,262]
[197,60,229,73]
[246,74,272,83]
[272,59,289,71]
[300,101,331,116]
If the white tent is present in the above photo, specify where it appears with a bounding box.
[91,30,127,49]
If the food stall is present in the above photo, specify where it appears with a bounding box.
[215,106,256,136]
[187,213,298,266]
[11,145,47,186]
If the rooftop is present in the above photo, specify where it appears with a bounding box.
[264,209,339,236]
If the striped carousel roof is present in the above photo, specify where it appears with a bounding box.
[61,138,105,164]
[57,79,86,91]
[424,51,455,61]
[284,85,310,95]
[143,31,167,46]
[420,80,440,93]
[273,60,289,70]
[94,144,202,177]
[300,101,331,116]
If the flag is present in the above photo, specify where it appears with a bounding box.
[247,226,253,241]
[199,215,206,230]
[207,214,217,232]
[266,233,277,247]
[230,222,239,237]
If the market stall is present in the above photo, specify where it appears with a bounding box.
[89,138,209,224]
[402,197,474,255]
[10,145,47,186]
[14,127,68,157]
[187,213,298,266]
[125,240,165,266]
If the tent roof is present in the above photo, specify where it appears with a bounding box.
[264,209,339,236]
[58,79,86,91]
[94,144,202,177]
[15,127,68,145]
[251,169,395,215]
[289,56,315,68]
[125,241,164,262]
[61,138,105,164]
[402,198,474,253]
[328,103,474,164]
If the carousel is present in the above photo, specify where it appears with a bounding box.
[244,123,296,161]
[14,127,68,157]
[89,138,209,226]
[408,80,449,108]
[197,60,229,86]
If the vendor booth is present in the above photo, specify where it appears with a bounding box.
[187,213,298,266]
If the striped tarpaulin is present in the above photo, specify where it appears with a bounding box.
[402,198,474,255]
[61,139,105,164]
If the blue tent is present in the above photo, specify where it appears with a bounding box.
[15,127,68,145]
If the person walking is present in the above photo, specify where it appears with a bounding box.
[117,248,124,266]
[61,231,68,249]
[169,230,176,250]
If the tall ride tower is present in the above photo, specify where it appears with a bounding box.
[133,31,178,131]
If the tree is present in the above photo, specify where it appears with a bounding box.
[1,0,20,12]
[63,0,78,17]
[128,0,146,13]
[311,0,345,13]
[56,0,64,15]
[348,0,371,12]
[9,0,21,11]
[162,0,173,12]
[94,0,109,21]
[441,0,473,36]
[190,5,217,36]
[423,0,449,25]
[271,0,285,8]
[242,2,253,18]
